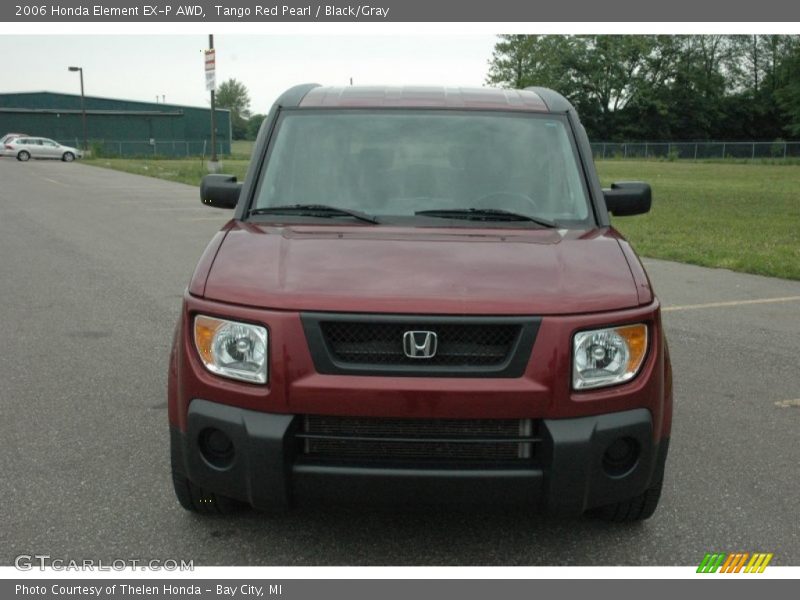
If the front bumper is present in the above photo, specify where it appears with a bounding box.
[172,399,669,514]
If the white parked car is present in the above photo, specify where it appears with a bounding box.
[2,137,83,162]
[1,132,27,145]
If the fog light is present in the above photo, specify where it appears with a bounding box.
[198,427,234,469]
[602,436,640,477]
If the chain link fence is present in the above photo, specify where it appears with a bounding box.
[54,139,231,158]
[591,141,800,160]
[53,138,800,161]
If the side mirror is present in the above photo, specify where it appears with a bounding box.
[200,174,241,209]
[603,181,652,216]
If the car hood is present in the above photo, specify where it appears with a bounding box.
[201,222,642,315]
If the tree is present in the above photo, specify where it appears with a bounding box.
[216,78,251,140]
[619,36,684,139]
[487,35,667,140]
[658,36,732,139]
[746,35,798,139]
[246,114,266,141]
[775,40,800,136]
[487,34,800,142]
[563,36,659,139]
[486,35,572,91]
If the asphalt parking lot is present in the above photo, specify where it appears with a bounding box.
[0,159,798,566]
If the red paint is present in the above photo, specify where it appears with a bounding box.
[169,223,671,441]
[168,292,669,440]
[201,223,642,315]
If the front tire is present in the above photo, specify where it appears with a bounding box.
[589,479,663,522]
[17,150,30,162]
[62,152,75,162]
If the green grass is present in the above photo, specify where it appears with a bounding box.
[230,140,255,159]
[83,157,800,280]
[597,161,800,280]
[85,158,250,187]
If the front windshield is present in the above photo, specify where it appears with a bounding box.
[254,110,592,224]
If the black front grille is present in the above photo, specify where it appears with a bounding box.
[321,321,519,366]
[298,415,540,466]
[301,313,540,377]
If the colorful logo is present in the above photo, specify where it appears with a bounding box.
[697,552,773,573]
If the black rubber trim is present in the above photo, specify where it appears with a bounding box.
[292,464,544,507]
[567,110,609,227]
[300,312,540,378]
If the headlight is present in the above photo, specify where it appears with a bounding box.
[573,324,647,390]
[193,315,268,384]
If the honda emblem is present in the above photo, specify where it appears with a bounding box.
[402,330,438,359]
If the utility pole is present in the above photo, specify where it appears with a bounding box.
[209,34,218,165]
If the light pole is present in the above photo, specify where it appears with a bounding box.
[68,66,87,152]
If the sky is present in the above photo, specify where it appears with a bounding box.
[0,35,498,111]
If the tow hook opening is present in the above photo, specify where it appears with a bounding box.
[198,427,235,469]
[602,436,640,478]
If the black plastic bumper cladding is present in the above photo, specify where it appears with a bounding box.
[300,312,541,378]
[176,400,297,510]
[541,409,665,514]
[173,401,668,513]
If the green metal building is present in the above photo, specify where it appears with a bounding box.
[0,91,231,157]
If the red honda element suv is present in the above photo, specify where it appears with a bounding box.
[168,85,672,522]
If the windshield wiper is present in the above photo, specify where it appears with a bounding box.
[415,208,556,228]
[249,204,380,224]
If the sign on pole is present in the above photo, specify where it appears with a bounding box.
[204,48,216,91]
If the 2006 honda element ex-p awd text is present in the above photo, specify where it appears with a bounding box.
[168,85,672,522]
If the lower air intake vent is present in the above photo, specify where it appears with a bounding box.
[298,415,540,466]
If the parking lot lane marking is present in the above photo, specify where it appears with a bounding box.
[42,177,67,186]
[774,399,800,408]
[663,296,800,312]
